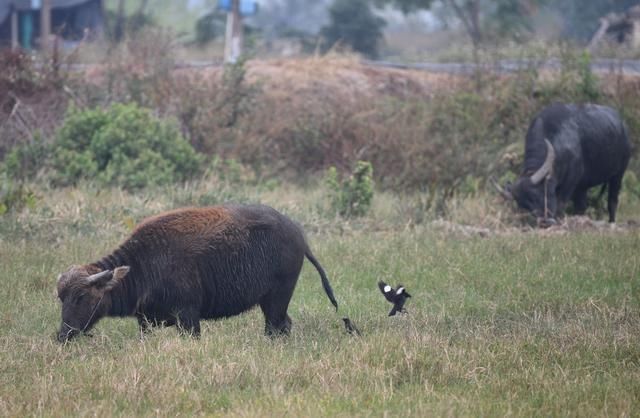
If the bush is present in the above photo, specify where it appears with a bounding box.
[2,134,51,181]
[535,48,602,104]
[0,175,37,215]
[174,59,259,155]
[52,103,203,190]
[623,171,640,202]
[0,49,68,159]
[326,160,374,217]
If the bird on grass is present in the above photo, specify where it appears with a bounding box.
[378,280,411,316]
[342,317,361,336]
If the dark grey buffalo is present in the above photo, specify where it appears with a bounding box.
[56,204,338,342]
[497,103,631,225]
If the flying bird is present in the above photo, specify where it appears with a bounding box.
[342,317,361,336]
[378,280,411,316]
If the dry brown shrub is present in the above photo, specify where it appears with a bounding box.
[201,55,472,181]
[207,55,535,194]
[0,49,68,158]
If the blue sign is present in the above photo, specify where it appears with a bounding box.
[240,0,258,16]
[218,0,257,16]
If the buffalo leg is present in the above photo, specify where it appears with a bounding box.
[607,174,624,223]
[175,308,201,337]
[572,188,588,215]
[260,282,296,337]
[137,313,155,338]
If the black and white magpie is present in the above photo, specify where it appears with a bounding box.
[378,280,412,316]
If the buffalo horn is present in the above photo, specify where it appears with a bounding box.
[530,139,555,185]
[86,270,113,285]
[489,176,512,200]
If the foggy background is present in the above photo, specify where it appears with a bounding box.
[121,0,640,62]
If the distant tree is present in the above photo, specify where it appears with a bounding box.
[321,0,387,58]
[371,0,435,14]
[251,0,333,37]
[373,0,544,47]
[195,11,227,45]
[113,0,126,42]
[104,0,154,43]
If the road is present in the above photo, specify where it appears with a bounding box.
[65,57,640,76]
[363,58,640,75]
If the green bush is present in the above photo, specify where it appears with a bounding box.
[2,134,50,181]
[0,174,37,215]
[52,103,203,190]
[623,171,640,202]
[535,48,602,104]
[326,160,374,217]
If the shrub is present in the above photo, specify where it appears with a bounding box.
[0,49,68,159]
[326,160,374,217]
[52,103,203,190]
[174,59,258,155]
[0,174,37,215]
[94,28,176,110]
[535,48,603,104]
[623,171,640,202]
[2,134,51,181]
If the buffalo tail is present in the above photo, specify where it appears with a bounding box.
[305,250,339,311]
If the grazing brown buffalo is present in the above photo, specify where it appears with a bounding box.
[56,204,338,342]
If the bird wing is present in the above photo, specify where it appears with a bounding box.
[396,286,411,298]
[378,280,396,302]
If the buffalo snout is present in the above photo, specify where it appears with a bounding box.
[57,324,79,343]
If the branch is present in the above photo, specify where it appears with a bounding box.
[444,0,473,40]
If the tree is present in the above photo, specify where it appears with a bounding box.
[105,0,154,43]
[371,0,435,14]
[250,0,333,37]
[195,11,227,45]
[373,0,543,47]
[321,0,387,58]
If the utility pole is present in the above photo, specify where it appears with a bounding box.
[10,3,18,50]
[41,0,52,54]
[224,0,243,64]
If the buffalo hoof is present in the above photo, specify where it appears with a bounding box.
[537,217,557,228]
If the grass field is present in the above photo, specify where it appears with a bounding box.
[1,182,639,417]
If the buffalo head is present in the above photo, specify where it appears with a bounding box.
[496,139,558,226]
[56,265,130,342]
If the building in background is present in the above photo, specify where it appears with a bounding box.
[590,5,640,50]
[0,0,104,50]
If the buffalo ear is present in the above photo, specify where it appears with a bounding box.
[105,266,131,291]
[113,266,130,281]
